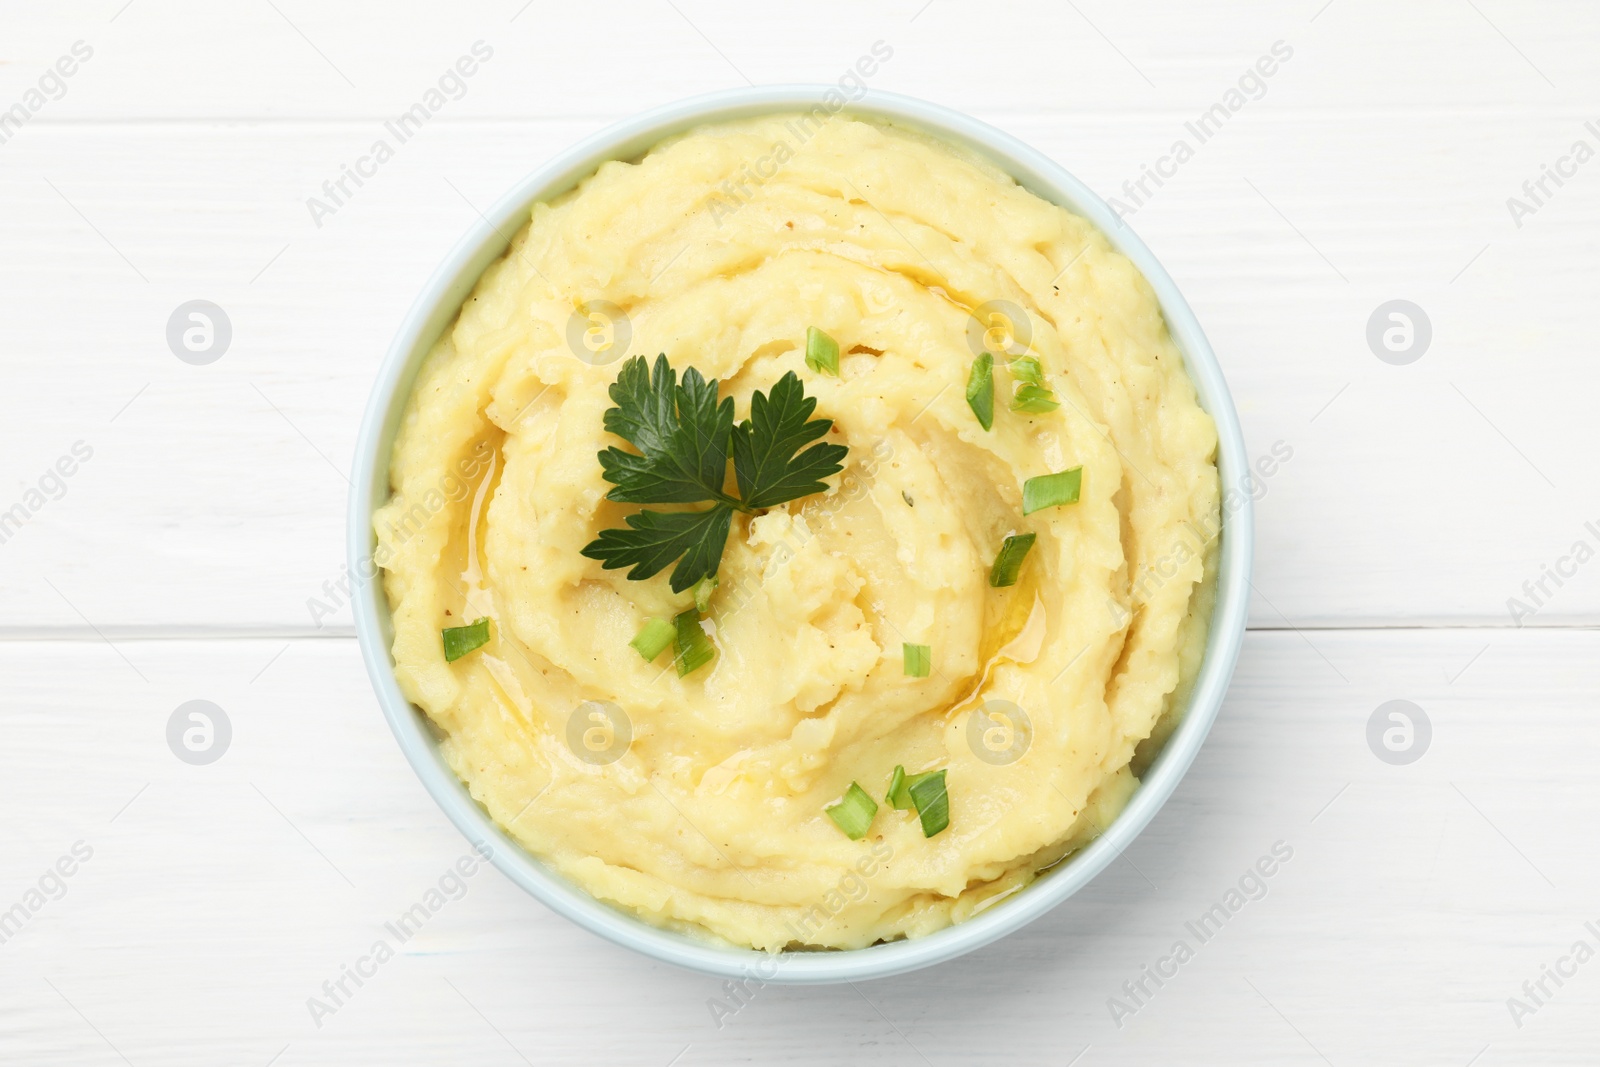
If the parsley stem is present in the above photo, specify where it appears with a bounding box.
[709,490,757,514]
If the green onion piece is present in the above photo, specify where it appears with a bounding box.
[806,326,840,376]
[965,352,994,430]
[908,769,949,838]
[885,765,906,807]
[825,781,879,840]
[1011,383,1060,413]
[630,617,675,661]
[1009,356,1045,385]
[989,532,1037,588]
[442,617,491,661]
[673,608,715,677]
[1021,467,1082,515]
[889,768,938,811]
[692,575,718,613]
[903,643,931,677]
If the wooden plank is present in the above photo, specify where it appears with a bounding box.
[0,0,1590,121]
[0,628,1591,1063]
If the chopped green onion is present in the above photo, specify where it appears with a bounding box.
[673,608,715,677]
[806,326,840,376]
[1011,383,1060,413]
[825,781,879,840]
[693,575,718,613]
[1008,358,1057,413]
[1021,467,1082,515]
[442,617,491,661]
[989,532,1037,588]
[903,643,931,677]
[888,767,939,811]
[965,352,994,430]
[1009,356,1045,385]
[630,617,675,661]
[908,769,949,837]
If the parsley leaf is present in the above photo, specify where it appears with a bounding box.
[581,505,735,592]
[731,370,849,509]
[597,356,736,504]
[581,353,848,592]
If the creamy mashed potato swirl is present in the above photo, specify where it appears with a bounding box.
[376,114,1219,950]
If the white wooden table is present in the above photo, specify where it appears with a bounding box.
[3,2,1596,1063]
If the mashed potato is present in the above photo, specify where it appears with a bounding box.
[376,113,1219,951]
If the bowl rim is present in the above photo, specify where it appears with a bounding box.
[348,84,1253,985]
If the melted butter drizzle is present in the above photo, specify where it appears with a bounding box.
[944,583,1047,724]
[446,436,535,733]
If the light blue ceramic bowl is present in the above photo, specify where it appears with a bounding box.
[350,85,1252,984]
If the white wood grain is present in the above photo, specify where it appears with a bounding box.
[3,1,1599,1062]
[2,0,1593,120]
[0,629,1592,1065]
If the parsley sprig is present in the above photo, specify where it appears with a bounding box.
[581,354,848,592]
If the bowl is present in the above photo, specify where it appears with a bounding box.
[349,85,1252,984]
